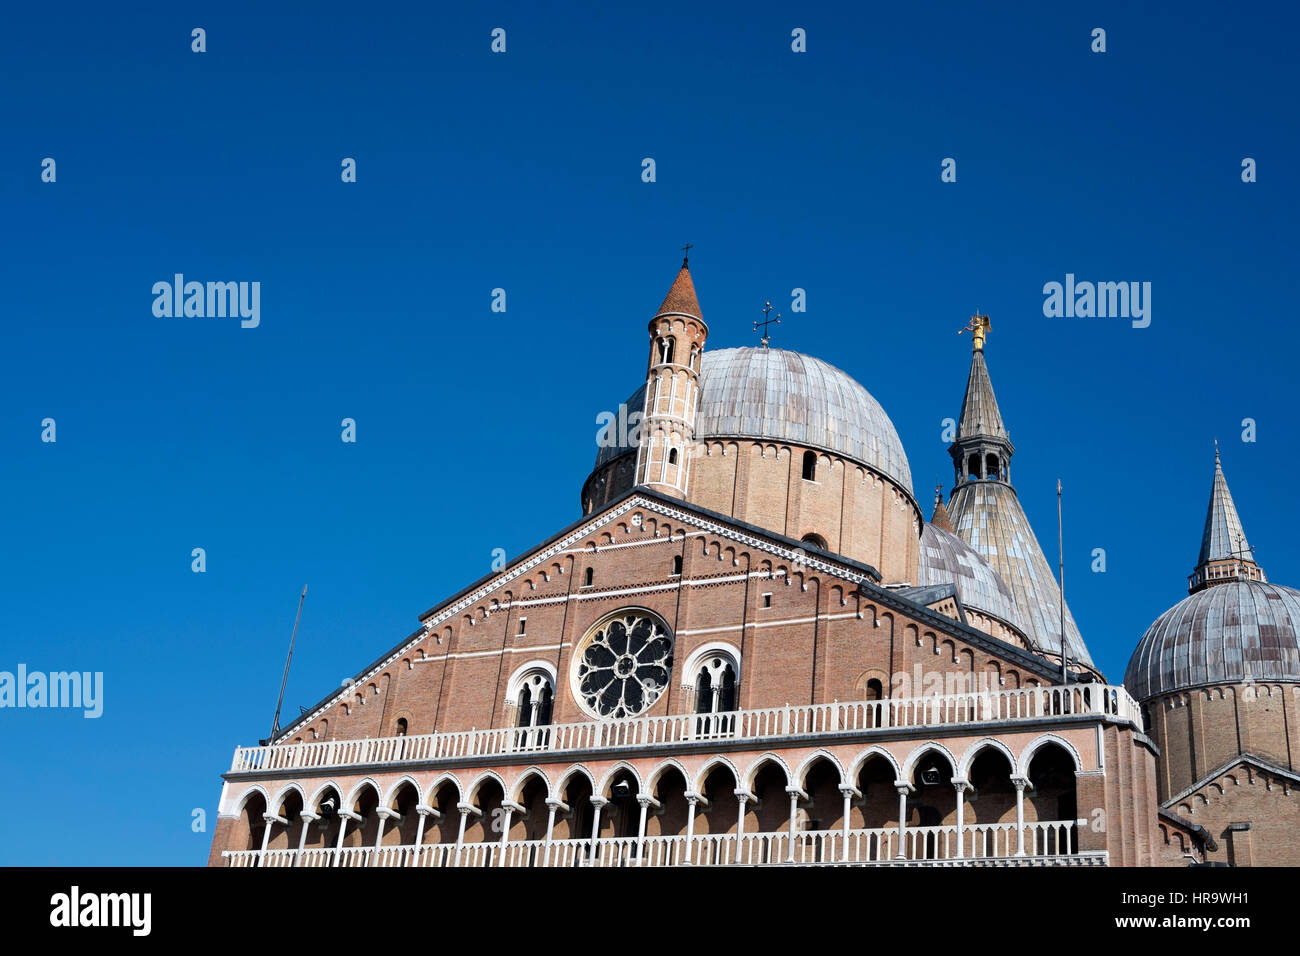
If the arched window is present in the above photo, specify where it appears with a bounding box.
[865,678,883,701]
[657,337,675,365]
[672,554,683,576]
[801,532,828,551]
[968,454,982,479]
[516,673,554,729]
[668,447,678,465]
[986,454,999,480]
[584,566,594,588]
[395,718,408,737]
[693,653,738,735]
[802,450,817,481]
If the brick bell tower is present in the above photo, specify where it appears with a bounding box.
[634,253,708,498]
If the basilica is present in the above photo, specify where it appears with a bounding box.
[208,259,1299,867]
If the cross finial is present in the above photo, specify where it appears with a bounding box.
[754,301,781,348]
[681,243,693,266]
[1214,438,1220,465]
[934,482,943,509]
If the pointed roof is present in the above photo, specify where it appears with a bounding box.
[1198,446,1253,567]
[956,349,1009,441]
[655,259,702,319]
[931,486,954,532]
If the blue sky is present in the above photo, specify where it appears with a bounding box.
[2,2,1296,864]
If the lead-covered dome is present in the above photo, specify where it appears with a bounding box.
[1125,581,1300,700]
[918,522,1027,636]
[596,347,912,494]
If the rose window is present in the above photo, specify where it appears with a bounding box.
[575,613,673,718]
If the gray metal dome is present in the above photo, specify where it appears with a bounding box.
[918,523,1028,636]
[595,347,913,494]
[1125,581,1300,700]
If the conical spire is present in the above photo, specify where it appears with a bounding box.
[931,484,954,532]
[949,318,1014,487]
[957,349,1009,441]
[945,317,1092,668]
[1190,444,1265,592]
[655,258,703,320]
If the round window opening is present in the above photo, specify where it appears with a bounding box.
[575,612,673,719]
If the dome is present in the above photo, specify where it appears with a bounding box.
[917,522,1027,635]
[1124,581,1300,700]
[947,479,1092,666]
[595,346,913,494]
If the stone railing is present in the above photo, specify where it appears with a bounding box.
[230,683,1139,775]
[222,820,1103,868]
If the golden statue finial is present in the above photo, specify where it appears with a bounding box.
[959,313,992,351]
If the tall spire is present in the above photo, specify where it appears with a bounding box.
[945,316,1092,669]
[956,348,1010,442]
[1189,445,1265,593]
[949,316,1014,486]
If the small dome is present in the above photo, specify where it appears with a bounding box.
[595,347,913,494]
[1125,581,1300,700]
[918,523,1027,636]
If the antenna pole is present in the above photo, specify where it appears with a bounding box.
[1057,480,1067,686]
[271,585,308,740]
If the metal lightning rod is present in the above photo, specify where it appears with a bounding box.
[1057,480,1068,686]
[271,585,308,740]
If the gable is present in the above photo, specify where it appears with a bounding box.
[270,488,1062,744]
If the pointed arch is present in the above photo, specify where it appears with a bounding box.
[305,781,343,814]
[382,774,424,809]
[958,738,1018,779]
[646,758,691,792]
[598,761,646,798]
[848,745,902,782]
[424,772,464,805]
[343,778,382,812]
[794,749,847,789]
[269,782,307,816]
[692,754,741,793]
[1017,734,1083,777]
[509,766,553,803]
[465,770,509,803]
[901,742,958,781]
[556,764,597,796]
[234,784,271,815]
[741,752,793,791]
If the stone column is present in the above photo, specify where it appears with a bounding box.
[335,810,362,866]
[953,780,969,859]
[454,802,480,866]
[412,805,438,865]
[374,807,401,865]
[1012,776,1028,857]
[684,792,707,865]
[258,812,285,867]
[785,786,805,863]
[894,782,912,859]
[636,795,659,866]
[543,798,567,867]
[589,796,608,863]
[838,785,860,862]
[733,789,754,863]
[499,800,525,866]
[295,811,318,867]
